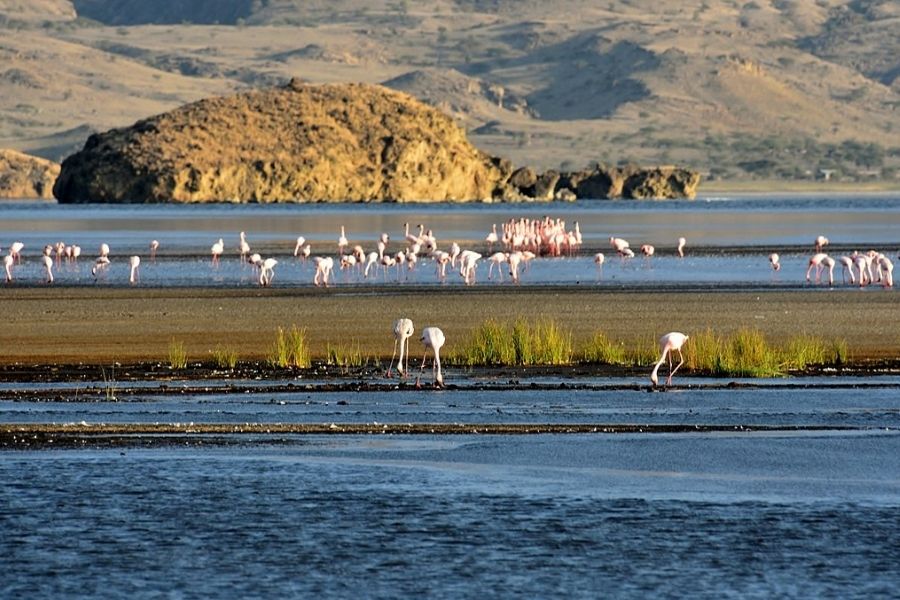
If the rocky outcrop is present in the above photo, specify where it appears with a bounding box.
[53,80,700,203]
[54,80,504,203]
[0,149,61,199]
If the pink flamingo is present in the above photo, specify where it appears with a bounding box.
[459,250,481,285]
[508,251,523,283]
[99,243,110,259]
[839,256,855,285]
[41,255,54,284]
[238,231,250,261]
[879,256,893,288]
[815,235,829,252]
[609,237,630,255]
[387,318,414,378]
[650,332,689,387]
[149,240,159,262]
[487,252,508,281]
[594,252,605,280]
[91,256,110,279]
[677,237,686,258]
[769,253,781,271]
[259,258,277,286]
[129,255,140,285]
[806,253,829,283]
[416,326,446,388]
[821,256,835,286]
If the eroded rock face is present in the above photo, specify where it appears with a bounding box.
[0,149,60,199]
[54,80,503,203]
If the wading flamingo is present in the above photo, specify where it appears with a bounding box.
[486,224,499,250]
[839,256,855,284]
[769,253,781,271]
[313,256,334,287]
[259,258,277,286]
[417,326,446,388]
[338,226,348,254]
[387,318,414,378]
[806,253,829,283]
[677,237,686,258]
[293,236,306,257]
[821,256,835,286]
[149,240,159,261]
[211,238,224,265]
[239,231,250,261]
[9,241,24,263]
[594,252,605,279]
[609,237,630,255]
[41,255,53,284]
[815,235,829,252]
[879,256,894,288]
[650,332,689,387]
[4,255,13,283]
[129,255,140,285]
[99,243,110,259]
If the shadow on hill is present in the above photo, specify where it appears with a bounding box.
[462,32,658,120]
[72,0,253,25]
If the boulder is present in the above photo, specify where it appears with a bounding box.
[0,149,61,199]
[54,80,504,203]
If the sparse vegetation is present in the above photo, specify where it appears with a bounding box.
[326,340,366,373]
[100,365,118,401]
[269,326,311,368]
[168,339,188,369]
[451,318,573,366]
[210,345,239,369]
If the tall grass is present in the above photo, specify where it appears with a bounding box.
[210,345,239,369]
[582,332,656,366]
[168,339,188,370]
[269,326,311,368]
[452,318,573,366]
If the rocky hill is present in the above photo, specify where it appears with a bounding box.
[0,149,60,199]
[2,1,898,186]
[53,80,505,203]
[53,81,699,203]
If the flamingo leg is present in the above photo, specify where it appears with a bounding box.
[386,339,398,378]
[667,349,686,386]
[415,350,428,389]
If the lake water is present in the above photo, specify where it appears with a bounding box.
[1,195,898,288]
[2,195,900,597]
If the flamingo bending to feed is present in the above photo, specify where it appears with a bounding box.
[259,258,277,286]
[9,241,24,263]
[821,256,835,286]
[806,253,829,283]
[417,326,446,388]
[387,318,414,378]
[313,256,334,287]
[650,332,689,387]
[293,236,306,257]
[609,237,630,255]
[769,253,780,271]
[129,256,140,285]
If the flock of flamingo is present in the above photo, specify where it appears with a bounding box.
[0,220,895,288]
[386,316,687,389]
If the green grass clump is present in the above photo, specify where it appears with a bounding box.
[582,332,628,365]
[327,340,365,373]
[269,326,311,368]
[168,339,188,370]
[728,327,781,377]
[830,338,850,365]
[210,345,239,369]
[781,334,827,370]
[452,318,572,366]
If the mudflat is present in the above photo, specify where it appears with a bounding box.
[1,286,897,365]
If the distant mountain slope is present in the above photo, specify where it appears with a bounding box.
[0,0,897,184]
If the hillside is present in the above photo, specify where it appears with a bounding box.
[1,0,898,185]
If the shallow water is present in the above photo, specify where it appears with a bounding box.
[2,196,898,287]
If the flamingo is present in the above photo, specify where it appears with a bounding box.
[404,222,421,246]
[4,255,13,283]
[313,257,334,287]
[594,252,605,279]
[416,326,446,388]
[640,244,655,260]
[259,258,277,286]
[821,256,835,286]
[853,253,870,287]
[487,252,508,281]
[338,226,348,254]
[293,236,306,257]
[149,240,159,262]
[839,256,855,284]
[387,318,414,378]
[806,253,829,283]
[99,243,110,259]
[9,241,24,263]
[609,237,630,255]
[129,255,140,285]
[363,251,379,278]
[677,237,686,258]
[211,238,224,265]
[650,332,689,387]
[459,250,481,285]
[769,253,781,272]
[239,231,250,261]
[508,251,523,283]
[41,255,53,284]
[879,256,894,288]
[815,235,829,252]
[91,256,110,279]
[485,224,499,250]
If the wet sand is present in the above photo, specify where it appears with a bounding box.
[0,285,897,365]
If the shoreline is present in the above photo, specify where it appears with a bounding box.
[0,286,897,367]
